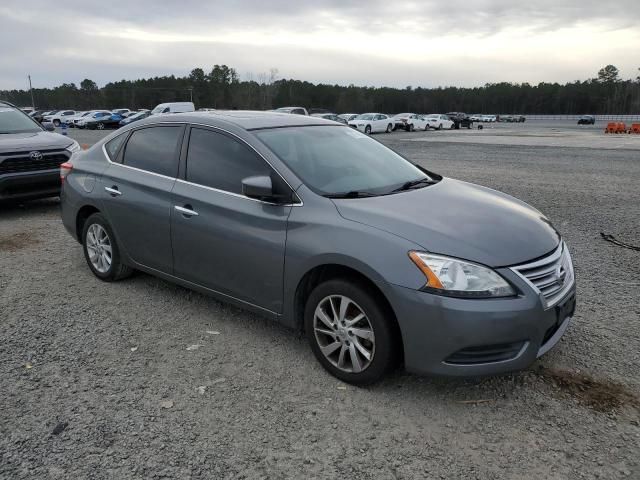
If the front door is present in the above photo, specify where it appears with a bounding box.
[171,126,292,313]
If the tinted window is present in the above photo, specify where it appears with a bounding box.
[122,126,182,177]
[105,133,127,161]
[186,128,271,194]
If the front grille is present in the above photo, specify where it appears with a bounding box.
[444,341,526,365]
[0,150,70,175]
[511,242,575,309]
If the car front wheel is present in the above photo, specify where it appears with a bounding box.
[305,279,398,385]
[365,125,372,134]
[82,213,133,282]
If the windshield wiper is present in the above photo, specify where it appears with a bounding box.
[324,191,378,199]
[389,177,437,193]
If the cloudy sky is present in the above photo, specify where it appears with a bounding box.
[1,1,639,90]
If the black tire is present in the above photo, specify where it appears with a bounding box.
[407,124,414,132]
[97,122,105,130]
[304,278,398,385]
[386,124,393,133]
[365,125,371,135]
[53,119,60,127]
[438,124,443,130]
[82,212,133,282]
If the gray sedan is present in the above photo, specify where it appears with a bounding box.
[60,111,576,385]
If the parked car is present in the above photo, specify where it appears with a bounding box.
[73,111,109,128]
[469,114,483,122]
[33,110,58,123]
[112,108,132,117]
[273,107,309,116]
[29,110,49,122]
[60,111,575,385]
[311,113,348,125]
[0,101,80,202]
[150,102,195,115]
[481,115,497,123]
[64,111,90,127]
[577,115,595,125]
[348,113,393,134]
[391,113,428,132]
[425,114,455,130]
[77,111,116,130]
[446,112,473,129]
[119,110,151,126]
[338,113,359,122]
[85,113,124,130]
[43,110,77,127]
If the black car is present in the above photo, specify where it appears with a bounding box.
[578,115,595,125]
[446,112,473,129]
[0,101,81,202]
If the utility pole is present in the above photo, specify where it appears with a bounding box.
[28,75,35,110]
[188,87,193,103]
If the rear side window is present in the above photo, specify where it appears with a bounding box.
[186,127,271,195]
[104,133,127,161]
[122,126,182,177]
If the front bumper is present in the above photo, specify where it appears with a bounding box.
[0,170,60,201]
[386,269,576,376]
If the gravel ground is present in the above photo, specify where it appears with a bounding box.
[1,122,639,479]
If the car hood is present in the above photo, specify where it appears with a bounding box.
[0,131,73,152]
[333,178,560,267]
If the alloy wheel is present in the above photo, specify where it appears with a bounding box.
[86,223,112,273]
[313,295,375,373]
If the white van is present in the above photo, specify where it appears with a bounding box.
[150,102,195,115]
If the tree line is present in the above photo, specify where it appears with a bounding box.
[2,64,639,115]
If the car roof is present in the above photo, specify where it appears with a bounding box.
[134,110,338,130]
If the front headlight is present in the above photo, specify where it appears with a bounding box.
[65,140,81,153]
[409,251,515,298]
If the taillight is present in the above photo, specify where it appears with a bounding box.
[60,162,73,183]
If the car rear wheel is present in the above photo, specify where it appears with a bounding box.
[304,279,398,385]
[96,122,105,130]
[82,213,133,282]
[386,124,393,133]
[365,125,372,135]
[407,124,414,132]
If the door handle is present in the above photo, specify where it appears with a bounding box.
[174,205,198,217]
[105,186,122,196]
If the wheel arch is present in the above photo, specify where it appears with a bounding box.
[292,262,400,335]
[76,205,101,243]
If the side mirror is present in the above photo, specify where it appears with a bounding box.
[42,122,55,132]
[242,175,275,201]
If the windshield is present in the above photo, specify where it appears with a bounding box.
[151,106,165,114]
[0,107,43,134]
[255,125,431,196]
[393,113,411,118]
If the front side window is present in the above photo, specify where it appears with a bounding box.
[122,126,182,177]
[186,127,271,195]
[256,125,431,196]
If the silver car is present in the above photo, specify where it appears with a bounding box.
[60,111,576,385]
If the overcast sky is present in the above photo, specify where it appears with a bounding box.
[1,1,639,90]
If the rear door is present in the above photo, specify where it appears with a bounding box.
[171,126,293,313]
[98,124,185,273]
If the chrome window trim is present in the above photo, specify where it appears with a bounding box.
[100,121,303,207]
